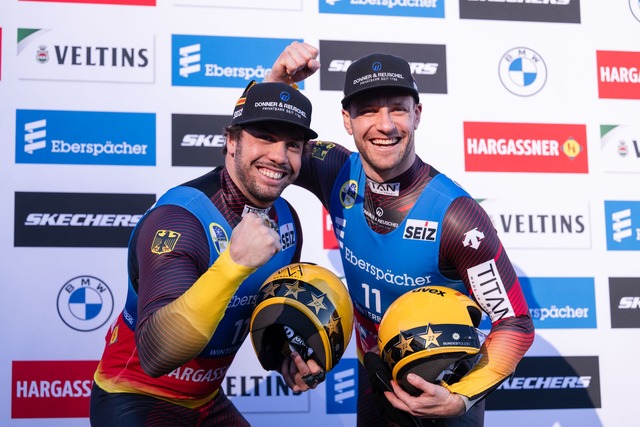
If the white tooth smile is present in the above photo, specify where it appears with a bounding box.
[371,138,397,146]
[260,168,283,179]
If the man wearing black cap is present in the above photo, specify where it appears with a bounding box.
[90,81,323,426]
[266,42,534,427]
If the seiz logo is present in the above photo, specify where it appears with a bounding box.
[403,218,438,241]
[178,44,201,77]
[328,59,438,75]
[279,222,295,251]
[23,119,47,154]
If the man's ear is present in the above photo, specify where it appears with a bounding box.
[226,135,237,155]
[414,103,423,130]
[342,109,354,135]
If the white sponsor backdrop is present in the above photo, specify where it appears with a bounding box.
[1,1,639,426]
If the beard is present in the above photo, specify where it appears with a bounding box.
[233,141,293,205]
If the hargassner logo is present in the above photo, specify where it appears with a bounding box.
[319,40,447,94]
[172,114,228,167]
[16,28,154,83]
[319,0,444,18]
[486,356,601,410]
[14,192,156,247]
[172,35,304,88]
[326,358,357,414]
[609,277,640,328]
[16,110,155,165]
[499,47,547,96]
[478,198,591,249]
[12,360,99,419]
[460,0,580,23]
[605,201,640,250]
[600,124,640,173]
[596,50,640,99]
[464,122,588,173]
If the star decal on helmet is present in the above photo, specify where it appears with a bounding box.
[261,281,280,298]
[307,292,328,314]
[395,331,415,357]
[284,281,306,299]
[418,324,443,349]
[326,314,341,336]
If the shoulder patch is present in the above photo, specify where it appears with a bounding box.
[311,141,336,160]
[151,230,181,254]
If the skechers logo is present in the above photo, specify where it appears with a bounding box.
[181,134,225,147]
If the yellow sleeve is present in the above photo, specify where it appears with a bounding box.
[138,247,256,376]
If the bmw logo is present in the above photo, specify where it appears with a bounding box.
[57,275,114,332]
[499,47,547,96]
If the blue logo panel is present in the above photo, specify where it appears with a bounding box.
[16,109,156,166]
[172,35,304,88]
[605,200,640,251]
[326,357,358,414]
[480,277,597,330]
[319,0,444,18]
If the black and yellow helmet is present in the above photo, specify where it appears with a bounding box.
[377,286,482,395]
[250,263,354,373]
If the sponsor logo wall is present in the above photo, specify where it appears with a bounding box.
[0,1,637,426]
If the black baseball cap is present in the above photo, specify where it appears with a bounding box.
[231,81,318,140]
[341,53,420,108]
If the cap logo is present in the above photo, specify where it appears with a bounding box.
[279,91,291,102]
[372,61,382,72]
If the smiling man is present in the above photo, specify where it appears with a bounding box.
[90,81,323,427]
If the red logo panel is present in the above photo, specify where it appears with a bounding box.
[597,50,640,99]
[12,360,98,418]
[19,0,155,5]
[464,122,588,173]
[323,207,338,250]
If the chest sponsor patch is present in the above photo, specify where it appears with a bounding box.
[403,219,438,242]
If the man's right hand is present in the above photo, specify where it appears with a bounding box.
[229,213,281,268]
[264,41,320,84]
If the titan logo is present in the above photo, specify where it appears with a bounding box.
[611,209,633,242]
[24,119,47,154]
[328,59,438,75]
[179,44,201,77]
[467,260,515,322]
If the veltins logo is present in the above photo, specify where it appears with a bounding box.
[464,122,588,173]
[319,39,447,94]
[16,109,156,165]
[17,28,154,83]
[319,0,444,18]
[19,0,155,4]
[478,198,591,249]
[57,275,114,332]
[172,35,303,88]
[604,200,640,250]
[597,50,640,99]
[486,356,601,410]
[12,360,98,419]
[600,124,640,173]
[326,357,358,414]
[499,47,547,96]
[14,192,156,247]
[172,114,229,167]
[609,277,640,328]
[460,0,581,23]
[478,277,596,330]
